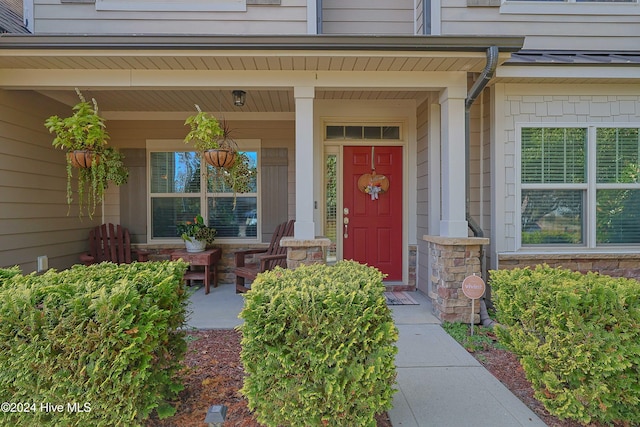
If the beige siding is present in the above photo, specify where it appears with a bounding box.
[0,90,100,273]
[322,0,414,35]
[416,98,430,294]
[440,0,640,50]
[33,0,307,34]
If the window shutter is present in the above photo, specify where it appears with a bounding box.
[260,148,289,242]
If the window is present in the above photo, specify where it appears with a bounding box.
[324,153,338,263]
[148,141,259,242]
[326,125,401,140]
[519,126,640,247]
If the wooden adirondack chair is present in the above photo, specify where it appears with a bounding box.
[79,223,149,265]
[234,219,295,293]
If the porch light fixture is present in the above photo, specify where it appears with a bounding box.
[232,90,246,107]
[204,404,227,426]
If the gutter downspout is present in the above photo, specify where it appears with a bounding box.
[465,46,498,327]
[465,45,498,238]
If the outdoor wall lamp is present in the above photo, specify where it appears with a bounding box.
[204,404,227,426]
[232,90,246,107]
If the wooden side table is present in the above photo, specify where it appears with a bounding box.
[171,248,221,295]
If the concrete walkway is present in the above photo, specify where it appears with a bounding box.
[186,284,547,427]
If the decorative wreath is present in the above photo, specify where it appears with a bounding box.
[358,171,390,200]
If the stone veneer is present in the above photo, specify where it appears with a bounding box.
[423,235,490,323]
[280,237,332,269]
[137,241,419,288]
[498,252,640,282]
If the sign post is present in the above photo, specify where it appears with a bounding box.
[461,274,486,336]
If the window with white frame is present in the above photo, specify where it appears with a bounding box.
[148,141,259,241]
[519,126,640,247]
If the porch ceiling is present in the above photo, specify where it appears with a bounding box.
[33,89,427,113]
[0,34,525,113]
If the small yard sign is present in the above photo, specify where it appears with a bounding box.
[462,274,486,335]
[462,274,485,300]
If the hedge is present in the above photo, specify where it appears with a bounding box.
[490,265,640,425]
[239,260,398,427]
[0,261,189,427]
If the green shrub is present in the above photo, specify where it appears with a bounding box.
[0,266,22,284]
[239,261,398,427]
[490,265,640,425]
[0,261,189,427]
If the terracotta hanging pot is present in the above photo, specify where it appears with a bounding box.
[67,150,98,168]
[203,149,236,169]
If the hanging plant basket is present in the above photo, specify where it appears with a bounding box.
[67,149,99,168]
[203,148,237,169]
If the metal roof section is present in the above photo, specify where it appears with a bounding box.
[506,50,640,65]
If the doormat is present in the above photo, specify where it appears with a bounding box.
[384,292,419,305]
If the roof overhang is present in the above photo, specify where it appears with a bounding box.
[0,34,524,73]
[0,34,525,52]
[0,34,525,114]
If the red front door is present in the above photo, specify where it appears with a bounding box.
[343,146,403,281]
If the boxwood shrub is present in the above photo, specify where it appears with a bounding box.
[490,265,640,425]
[239,260,398,427]
[0,261,189,427]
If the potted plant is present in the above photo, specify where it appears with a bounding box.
[176,214,217,252]
[184,105,255,196]
[184,105,234,168]
[45,88,108,167]
[44,89,129,218]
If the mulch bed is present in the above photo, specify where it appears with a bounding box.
[473,347,626,427]
[147,329,626,427]
[146,329,392,427]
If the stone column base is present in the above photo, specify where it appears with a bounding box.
[423,235,489,323]
[280,237,332,269]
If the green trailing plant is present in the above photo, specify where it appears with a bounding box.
[239,261,398,427]
[44,88,109,152]
[210,151,255,195]
[64,146,128,219]
[183,104,225,152]
[44,89,128,218]
[490,265,640,426]
[0,261,189,427]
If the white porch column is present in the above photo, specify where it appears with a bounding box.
[294,86,316,240]
[439,87,468,237]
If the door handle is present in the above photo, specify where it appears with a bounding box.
[343,216,349,238]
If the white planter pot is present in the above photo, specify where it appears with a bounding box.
[184,238,206,253]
